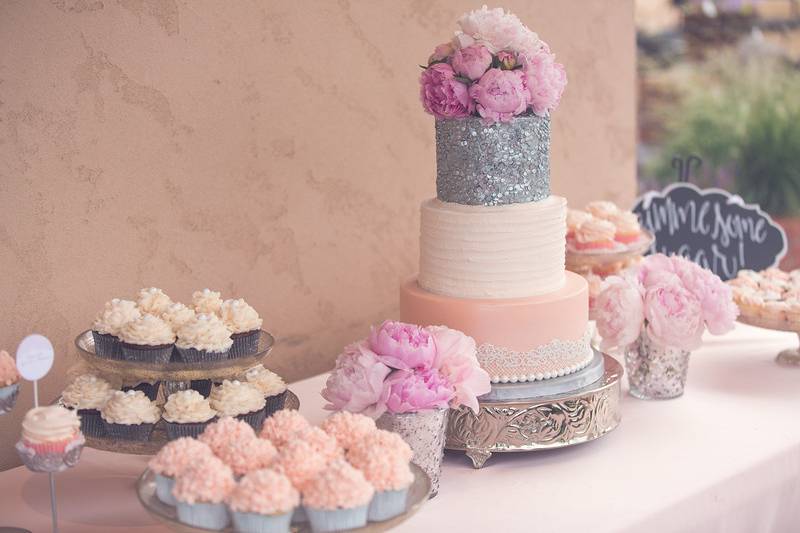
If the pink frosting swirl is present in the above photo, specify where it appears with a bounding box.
[172,455,235,505]
[320,411,377,450]
[346,446,414,492]
[198,417,256,456]
[301,459,374,511]
[277,440,329,490]
[0,350,19,387]
[227,469,299,515]
[215,437,278,477]
[293,427,342,462]
[258,410,311,447]
[148,437,213,478]
[349,429,413,464]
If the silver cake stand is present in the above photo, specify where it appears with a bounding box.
[565,231,653,275]
[446,352,623,468]
[737,312,800,367]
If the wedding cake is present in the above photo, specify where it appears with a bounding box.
[400,6,593,384]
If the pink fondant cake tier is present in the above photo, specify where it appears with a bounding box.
[400,271,592,383]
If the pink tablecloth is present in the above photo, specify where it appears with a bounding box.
[3,323,800,533]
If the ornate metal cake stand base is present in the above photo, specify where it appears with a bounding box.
[446,353,623,468]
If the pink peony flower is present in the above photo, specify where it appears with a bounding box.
[451,44,493,81]
[520,49,567,116]
[497,50,517,70]
[428,42,454,64]
[368,320,436,371]
[667,255,738,334]
[638,254,678,288]
[596,275,645,350]
[383,369,454,414]
[322,340,392,417]
[469,68,528,123]
[455,6,541,55]
[419,63,475,119]
[428,326,490,413]
[644,277,705,351]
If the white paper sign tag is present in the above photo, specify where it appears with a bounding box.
[16,334,54,381]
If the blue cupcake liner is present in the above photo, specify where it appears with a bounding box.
[155,473,177,506]
[103,421,155,441]
[231,510,293,533]
[368,488,409,522]
[176,501,230,530]
[92,331,122,359]
[305,504,369,532]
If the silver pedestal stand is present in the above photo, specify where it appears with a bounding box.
[446,352,623,468]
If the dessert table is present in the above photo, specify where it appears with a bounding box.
[2,322,800,533]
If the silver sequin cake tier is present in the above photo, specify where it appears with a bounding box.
[435,114,550,206]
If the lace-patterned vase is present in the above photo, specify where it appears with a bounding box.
[625,330,690,400]
[376,409,448,497]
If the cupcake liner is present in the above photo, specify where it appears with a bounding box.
[191,380,213,397]
[177,347,230,363]
[103,421,155,441]
[176,501,230,531]
[236,407,267,431]
[0,383,20,414]
[231,510,293,533]
[264,391,288,418]
[122,382,161,401]
[229,330,261,358]
[122,343,173,364]
[306,504,369,532]
[368,488,409,522]
[77,409,106,438]
[290,505,308,524]
[16,435,85,473]
[165,419,215,440]
[155,473,177,506]
[92,331,122,359]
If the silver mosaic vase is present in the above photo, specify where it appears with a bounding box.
[625,330,690,400]
[376,408,448,497]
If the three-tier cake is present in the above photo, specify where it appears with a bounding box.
[400,6,592,384]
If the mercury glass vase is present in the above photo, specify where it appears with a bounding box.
[625,330,691,400]
[376,408,449,497]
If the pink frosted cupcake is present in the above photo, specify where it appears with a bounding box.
[585,200,620,220]
[347,442,414,522]
[259,409,311,447]
[320,411,377,451]
[15,406,85,473]
[574,218,617,251]
[566,209,593,240]
[609,211,642,244]
[198,416,257,456]
[278,440,329,490]
[355,430,414,463]
[228,469,299,533]
[302,459,375,532]
[173,454,236,530]
[294,427,342,462]
[0,350,20,414]
[148,437,214,505]
[215,436,278,477]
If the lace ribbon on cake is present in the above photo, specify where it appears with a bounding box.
[477,328,594,383]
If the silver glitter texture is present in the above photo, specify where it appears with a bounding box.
[435,115,550,206]
[625,330,690,400]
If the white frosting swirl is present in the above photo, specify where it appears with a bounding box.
[608,211,640,234]
[566,209,593,232]
[161,303,196,332]
[101,390,161,424]
[136,287,173,316]
[163,390,216,423]
[209,380,265,417]
[192,289,223,315]
[220,299,263,334]
[176,313,233,352]
[119,314,176,346]
[61,374,115,410]
[92,299,141,336]
[22,406,81,443]
[575,218,616,244]
[244,365,286,396]
[585,200,620,220]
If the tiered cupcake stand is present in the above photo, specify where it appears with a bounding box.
[71,330,299,454]
[736,313,800,367]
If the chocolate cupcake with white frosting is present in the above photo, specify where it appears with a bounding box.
[91,299,141,359]
[100,390,161,441]
[243,365,287,417]
[209,380,266,430]
[61,374,115,437]
[161,302,197,333]
[136,287,173,316]
[175,313,233,363]
[119,314,176,364]
[192,288,223,315]
[163,390,217,440]
[220,298,263,357]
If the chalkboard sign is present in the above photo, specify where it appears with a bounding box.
[633,183,787,280]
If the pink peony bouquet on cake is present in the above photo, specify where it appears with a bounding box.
[596,254,739,352]
[322,321,491,417]
[419,5,566,124]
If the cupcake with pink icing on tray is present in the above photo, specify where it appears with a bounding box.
[227,469,299,533]
[302,459,375,532]
[148,437,214,506]
[172,454,236,530]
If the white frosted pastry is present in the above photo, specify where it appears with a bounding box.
[243,365,286,396]
[575,218,616,245]
[92,299,141,336]
[136,287,173,316]
[119,314,176,346]
[209,380,265,417]
[101,390,160,424]
[419,196,567,299]
[192,288,223,315]
[21,406,81,444]
[585,200,620,220]
[566,209,593,234]
[176,313,233,352]
[163,390,216,423]
[220,298,263,334]
[161,303,196,332]
[61,374,114,410]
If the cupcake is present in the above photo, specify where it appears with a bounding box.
[209,380,266,430]
[148,437,214,506]
[121,380,161,401]
[574,218,617,251]
[728,276,759,290]
[220,298,263,357]
[137,287,173,316]
[199,416,257,456]
[61,374,115,437]
[763,267,790,282]
[100,390,160,441]
[294,427,342,462]
[91,299,141,359]
[278,440,330,490]
[585,200,620,220]
[0,350,20,414]
[761,300,789,322]
[192,288,224,315]
[119,314,176,363]
[259,410,311,447]
[733,288,764,316]
[15,406,85,473]
[320,411,377,451]
[609,211,642,244]
[566,209,593,239]
[173,454,236,530]
[163,390,217,440]
[228,469,299,533]
[347,439,414,522]
[161,302,197,332]
[243,365,287,416]
[302,459,374,532]
[175,314,233,363]
[215,436,278,477]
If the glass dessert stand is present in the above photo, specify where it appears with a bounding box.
[136,464,431,533]
[71,330,300,454]
[565,231,654,276]
[737,313,800,367]
[446,351,623,468]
